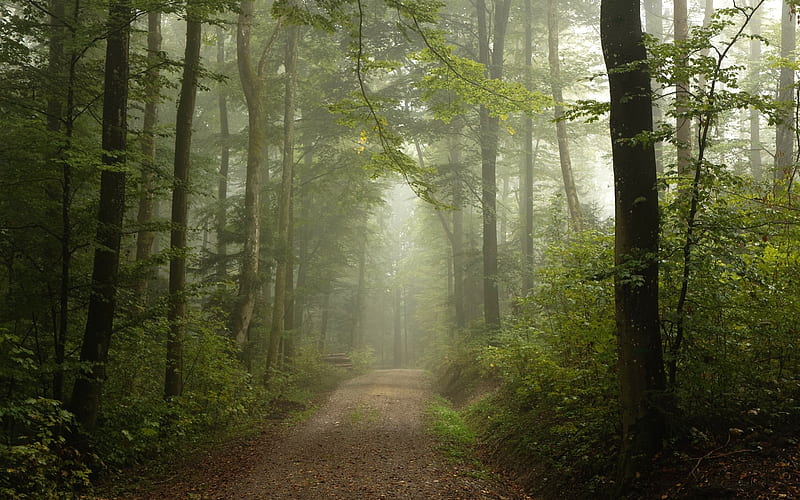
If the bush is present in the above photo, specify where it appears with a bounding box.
[0,398,90,499]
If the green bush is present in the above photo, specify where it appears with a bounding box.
[0,398,90,499]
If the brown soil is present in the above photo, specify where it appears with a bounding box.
[117,369,531,500]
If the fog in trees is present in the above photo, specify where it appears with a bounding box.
[1,0,799,497]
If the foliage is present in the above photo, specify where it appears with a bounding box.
[425,396,476,462]
[0,333,91,498]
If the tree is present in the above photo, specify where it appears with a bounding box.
[547,0,583,232]
[69,0,131,431]
[775,0,795,186]
[476,0,511,330]
[674,0,692,176]
[133,10,163,300]
[599,0,666,475]
[749,0,762,181]
[520,0,535,293]
[231,0,268,347]
[216,26,230,280]
[165,3,203,399]
[267,22,299,374]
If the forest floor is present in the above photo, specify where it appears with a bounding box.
[102,369,531,500]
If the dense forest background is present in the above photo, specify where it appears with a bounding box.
[2,0,799,496]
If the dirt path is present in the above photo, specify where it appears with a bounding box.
[127,369,529,499]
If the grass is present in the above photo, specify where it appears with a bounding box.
[425,396,478,463]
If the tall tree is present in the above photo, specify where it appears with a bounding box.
[134,10,162,300]
[69,0,131,431]
[231,0,269,347]
[645,0,663,174]
[216,26,230,280]
[749,0,762,181]
[775,1,795,185]
[165,4,203,398]
[547,0,583,232]
[600,0,666,476]
[521,0,535,293]
[674,0,691,175]
[47,0,70,402]
[476,0,511,330]
[267,23,299,373]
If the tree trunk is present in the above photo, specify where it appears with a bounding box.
[476,0,510,330]
[749,1,761,181]
[165,9,202,399]
[674,0,692,175]
[69,0,130,430]
[393,286,402,368]
[134,10,162,300]
[451,141,466,329]
[521,0,535,294]
[217,27,230,279]
[600,0,667,477]
[645,0,663,174]
[231,0,265,347]
[267,23,298,374]
[775,1,795,186]
[47,0,69,403]
[548,0,583,232]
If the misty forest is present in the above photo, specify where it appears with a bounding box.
[2,0,800,497]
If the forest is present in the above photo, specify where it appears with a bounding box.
[1,0,799,496]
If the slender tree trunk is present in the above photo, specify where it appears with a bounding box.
[548,0,583,232]
[476,0,510,330]
[318,284,331,352]
[600,0,666,477]
[69,0,130,430]
[217,27,230,279]
[134,11,162,300]
[351,240,367,348]
[775,1,795,187]
[645,0,664,174]
[284,193,295,361]
[674,0,692,175]
[451,142,466,329]
[393,286,402,368]
[749,1,762,181]
[47,0,69,402]
[521,0,535,294]
[232,0,265,347]
[165,9,202,399]
[267,24,298,374]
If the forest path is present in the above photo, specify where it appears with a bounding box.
[131,369,530,499]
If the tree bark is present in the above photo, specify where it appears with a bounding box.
[69,0,130,430]
[393,285,402,368]
[476,0,510,330]
[47,0,69,403]
[600,0,667,477]
[645,0,663,174]
[165,9,202,399]
[521,0,535,294]
[775,1,795,186]
[267,23,298,374]
[674,0,692,175]
[749,1,762,181]
[547,0,583,232]
[232,0,265,347]
[217,27,230,279]
[134,10,162,301]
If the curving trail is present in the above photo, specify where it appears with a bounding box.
[132,369,530,499]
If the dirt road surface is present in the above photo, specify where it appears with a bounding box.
[128,369,530,499]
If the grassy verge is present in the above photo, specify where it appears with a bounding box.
[425,396,478,463]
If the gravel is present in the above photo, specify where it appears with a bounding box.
[128,369,531,499]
